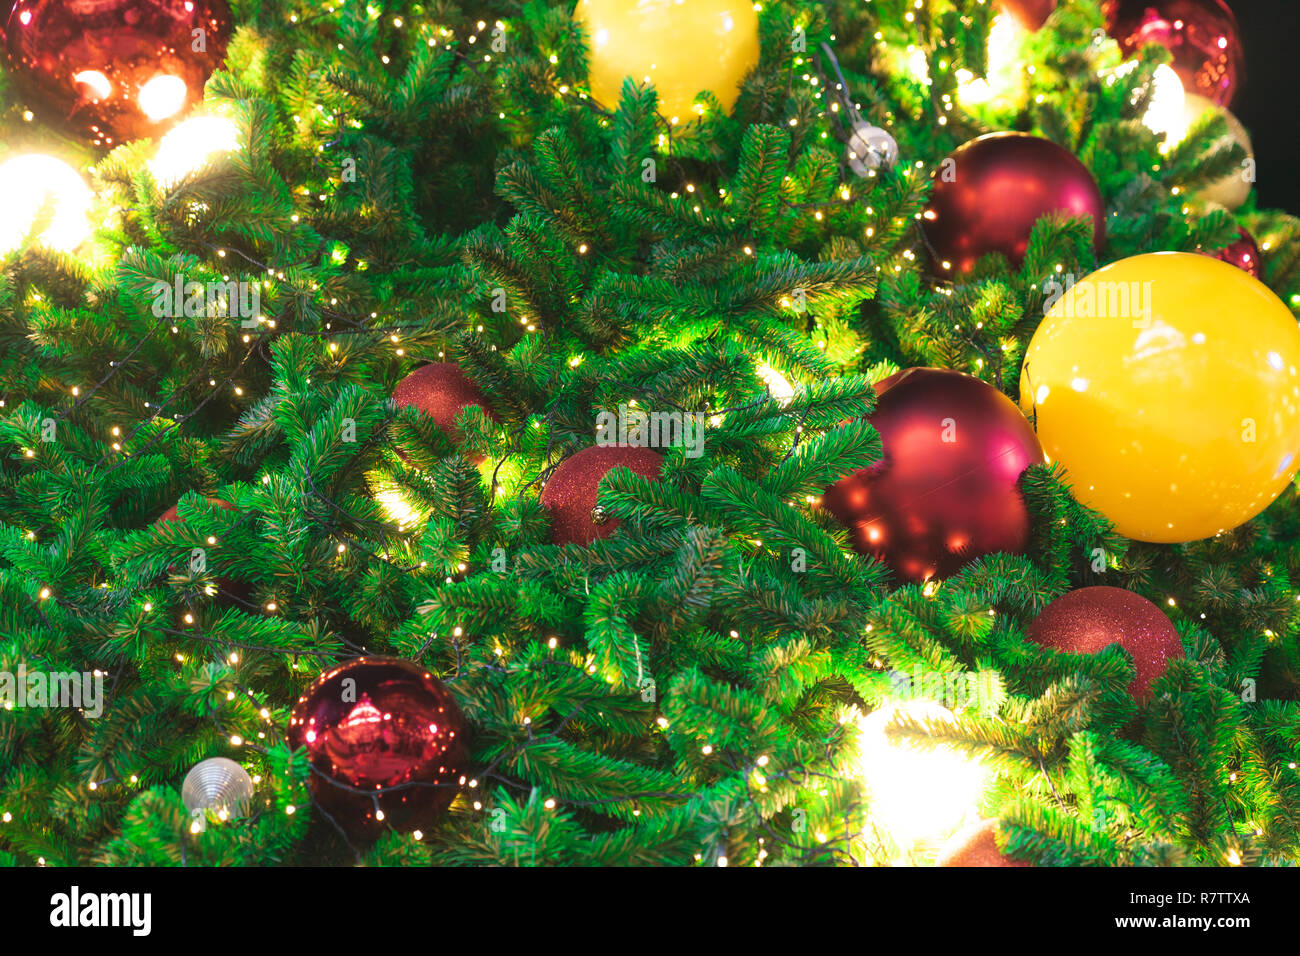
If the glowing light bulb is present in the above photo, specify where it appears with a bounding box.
[149,116,240,187]
[957,15,1025,107]
[138,74,188,122]
[73,70,112,101]
[856,699,987,851]
[1141,64,1188,144]
[756,362,795,404]
[0,154,93,253]
[375,490,420,525]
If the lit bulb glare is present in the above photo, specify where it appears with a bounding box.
[0,154,93,253]
[138,74,188,122]
[149,116,240,188]
[856,699,987,851]
[1142,64,1188,144]
[73,70,112,101]
[957,15,1025,107]
[756,363,795,404]
[375,490,420,525]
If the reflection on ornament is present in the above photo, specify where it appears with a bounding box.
[73,68,111,101]
[138,73,188,121]
[956,14,1026,108]
[181,756,255,820]
[149,115,239,187]
[1175,93,1254,209]
[0,153,94,253]
[756,362,795,404]
[857,699,987,852]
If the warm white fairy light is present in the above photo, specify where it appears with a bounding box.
[856,699,987,851]
[957,15,1025,107]
[756,362,795,404]
[0,154,94,253]
[149,116,241,188]
[138,74,188,122]
[1141,64,1188,144]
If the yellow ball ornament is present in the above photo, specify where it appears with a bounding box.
[1020,252,1300,544]
[573,0,760,122]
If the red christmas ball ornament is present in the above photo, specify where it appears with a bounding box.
[541,444,663,546]
[923,133,1106,278]
[3,0,233,147]
[936,819,1031,867]
[1026,586,1185,700]
[1103,0,1243,107]
[155,496,244,603]
[287,656,468,838]
[392,363,498,459]
[1201,227,1262,279]
[822,368,1043,585]
[156,495,237,526]
[993,0,1057,31]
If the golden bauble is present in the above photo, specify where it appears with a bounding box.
[1181,92,1254,210]
[573,0,760,122]
[1021,252,1300,543]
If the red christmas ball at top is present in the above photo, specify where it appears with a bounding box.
[286,656,468,838]
[923,133,1106,278]
[994,0,1057,31]
[3,0,233,147]
[156,495,237,526]
[1201,227,1261,279]
[822,368,1043,585]
[392,363,498,458]
[936,819,1031,867]
[1026,586,1185,700]
[1104,0,1243,107]
[541,444,663,546]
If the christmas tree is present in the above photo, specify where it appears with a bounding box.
[1,0,1299,870]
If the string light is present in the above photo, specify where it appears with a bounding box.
[0,154,94,253]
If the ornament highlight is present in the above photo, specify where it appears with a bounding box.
[1020,252,1300,543]
[181,757,255,820]
[0,154,93,253]
[923,133,1105,277]
[3,0,233,146]
[1177,93,1254,209]
[1202,227,1261,279]
[1027,586,1185,700]
[573,0,759,122]
[993,0,1057,31]
[287,656,468,837]
[1104,0,1243,107]
[541,444,664,545]
[823,368,1043,584]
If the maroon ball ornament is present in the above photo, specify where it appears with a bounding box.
[156,495,237,526]
[993,0,1057,30]
[287,656,468,838]
[1201,227,1261,279]
[392,363,497,449]
[822,368,1043,584]
[1026,586,1185,700]
[923,133,1106,278]
[936,819,1031,867]
[541,444,664,546]
[155,495,245,602]
[3,0,233,147]
[1103,0,1243,107]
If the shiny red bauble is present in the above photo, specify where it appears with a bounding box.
[1026,586,1185,700]
[936,819,1031,867]
[541,444,664,546]
[923,133,1106,278]
[1103,0,1243,107]
[286,656,468,838]
[3,0,233,147]
[1202,227,1262,279]
[994,0,1057,30]
[822,368,1043,585]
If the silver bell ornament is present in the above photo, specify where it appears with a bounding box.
[182,757,255,822]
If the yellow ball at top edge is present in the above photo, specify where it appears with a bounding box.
[1019,252,1300,544]
[574,0,760,122]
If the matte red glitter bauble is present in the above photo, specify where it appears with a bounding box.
[3,0,233,147]
[392,363,498,452]
[1027,586,1185,700]
[923,133,1105,278]
[1103,0,1243,107]
[822,368,1043,585]
[541,444,663,546]
[936,819,1031,867]
[1202,227,1262,279]
[993,0,1057,30]
[156,495,236,526]
[155,496,244,603]
[287,656,468,837]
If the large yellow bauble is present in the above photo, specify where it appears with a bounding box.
[573,0,760,122]
[1020,252,1300,543]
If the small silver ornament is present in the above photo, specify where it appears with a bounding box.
[182,757,255,820]
[846,120,899,176]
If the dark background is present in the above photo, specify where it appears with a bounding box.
[1231,0,1300,214]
